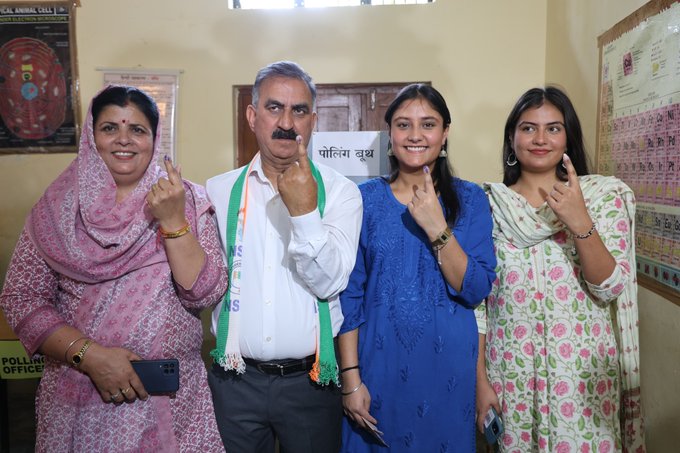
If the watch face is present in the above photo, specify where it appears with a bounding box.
[72,354,81,364]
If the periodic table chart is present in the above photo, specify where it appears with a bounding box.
[597,0,680,301]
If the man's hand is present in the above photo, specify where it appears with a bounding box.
[278,135,318,217]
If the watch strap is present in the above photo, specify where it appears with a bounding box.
[431,227,452,250]
[71,339,93,367]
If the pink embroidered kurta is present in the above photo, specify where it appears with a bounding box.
[0,87,228,452]
[476,175,645,453]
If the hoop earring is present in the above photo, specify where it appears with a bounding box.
[387,142,394,157]
[506,152,518,167]
[439,146,448,158]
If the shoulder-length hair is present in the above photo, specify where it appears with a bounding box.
[502,86,590,186]
[384,83,460,225]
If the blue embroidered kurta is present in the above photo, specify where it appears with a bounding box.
[339,177,496,452]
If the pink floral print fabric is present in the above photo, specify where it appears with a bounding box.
[476,175,645,453]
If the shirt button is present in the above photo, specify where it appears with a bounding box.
[266,300,271,306]
[265,336,272,342]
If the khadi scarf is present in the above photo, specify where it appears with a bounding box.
[211,154,339,386]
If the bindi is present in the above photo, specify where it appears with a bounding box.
[122,119,126,124]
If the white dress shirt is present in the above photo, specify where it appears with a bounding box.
[207,155,362,361]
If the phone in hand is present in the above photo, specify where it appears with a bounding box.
[131,359,179,395]
[361,416,389,448]
[483,407,504,445]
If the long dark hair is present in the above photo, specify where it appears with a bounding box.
[92,86,160,141]
[384,83,460,225]
[502,86,590,185]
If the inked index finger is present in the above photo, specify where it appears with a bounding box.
[562,154,579,187]
[295,135,311,171]
[163,156,181,185]
[423,165,435,192]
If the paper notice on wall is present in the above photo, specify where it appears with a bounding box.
[311,131,386,180]
[101,69,180,162]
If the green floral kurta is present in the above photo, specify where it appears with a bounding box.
[476,175,645,453]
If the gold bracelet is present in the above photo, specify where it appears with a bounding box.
[71,339,93,368]
[63,336,87,364]
[159,221,191,239]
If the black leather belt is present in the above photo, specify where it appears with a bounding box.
[244,354,316,376]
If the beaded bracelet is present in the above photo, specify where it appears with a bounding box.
[574,222,596,240]
[340,365,360,374]
[341,381,363,396]
[159,222,191,239]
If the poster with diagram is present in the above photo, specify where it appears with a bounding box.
[0,2,80,153]
[597,0,680,302]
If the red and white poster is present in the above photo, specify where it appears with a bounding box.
[0,3,80,153]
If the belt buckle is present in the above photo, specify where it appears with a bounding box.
[257,362,285,376]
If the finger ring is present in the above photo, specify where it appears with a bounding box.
[110,391,122,401]
[121,387,131,395]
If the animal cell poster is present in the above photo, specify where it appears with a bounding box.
[597,0,680,302]
[0,2,80,153]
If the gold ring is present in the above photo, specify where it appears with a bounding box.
[121,387,132,395]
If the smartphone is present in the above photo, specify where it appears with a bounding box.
[131,359,180,394]
[361,416,389,448]
[483,407,504,445]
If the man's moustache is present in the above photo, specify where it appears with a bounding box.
[272,129,297,140]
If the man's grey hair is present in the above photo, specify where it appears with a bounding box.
[251,61,317,110]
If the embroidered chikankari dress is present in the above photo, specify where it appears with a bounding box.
[476,175,645,453]
[340,177,496,453]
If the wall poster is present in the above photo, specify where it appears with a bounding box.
[597,0,680,305]
[100,69,180,162]
[0,1,81,154]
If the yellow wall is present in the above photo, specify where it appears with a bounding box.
[0,0,677,450]
[0,0,546,282]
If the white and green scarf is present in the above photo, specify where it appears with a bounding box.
[211,154,339,386]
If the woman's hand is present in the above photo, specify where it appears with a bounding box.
[341,370,377,430]
[79,343,149,403]
[546,154,593,236]
[476,374,501,434]
[146,156,187,231]
[407,166,448,241]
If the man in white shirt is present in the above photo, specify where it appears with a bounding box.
[207,61,362,453]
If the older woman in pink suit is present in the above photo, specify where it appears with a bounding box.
[0,86,227,452]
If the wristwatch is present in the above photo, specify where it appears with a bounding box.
[72,339,93,367]
[431,227,452,250]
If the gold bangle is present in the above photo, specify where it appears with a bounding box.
[63,336,87,364]
[159,222,191,239]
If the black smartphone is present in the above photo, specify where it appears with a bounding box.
[131,359,180,394]
[483,407,504,445]
[361,417,389,448]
